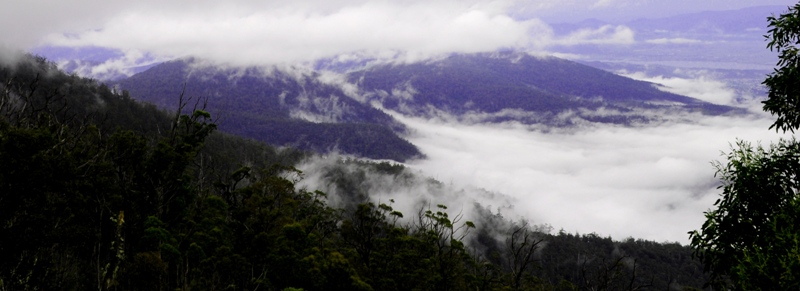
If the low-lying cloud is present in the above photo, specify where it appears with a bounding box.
[620,71,741,106]
[395,112,788,243]
[295,153,519,228]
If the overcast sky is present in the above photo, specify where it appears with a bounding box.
[2,0,796,66]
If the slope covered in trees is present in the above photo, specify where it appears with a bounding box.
[0,54,710,290]
[116,59,421,162]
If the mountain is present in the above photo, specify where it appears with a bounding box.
[117,52,741,160]
[348,52,739,125]
[551,5,784,37]
[116,59,421,162]
[626,5,783,35]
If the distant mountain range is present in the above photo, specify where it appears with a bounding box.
[349,52,736,124]
[116,52,742,161]
[552,5,784,36]
[561,5,785,71]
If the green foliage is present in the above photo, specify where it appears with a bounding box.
[690,140,800,289]
[689,3,800,289]
[764,3,800,132]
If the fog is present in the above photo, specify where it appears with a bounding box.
[621,71,743,106]
[288,67,791,244]
[394,109,788,243]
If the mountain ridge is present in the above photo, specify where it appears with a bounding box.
[117,52,744,160]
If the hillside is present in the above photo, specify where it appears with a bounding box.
[117,59,421,162]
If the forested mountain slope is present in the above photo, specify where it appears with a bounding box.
[117,59,421,162]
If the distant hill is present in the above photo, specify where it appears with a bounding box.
[348,52,739,125]
[627,5,784,35]
[551,5,785,36]
[116,59,421,162]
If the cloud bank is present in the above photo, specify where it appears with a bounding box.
[396,112,789,243]
[10,0,785,70]
[35,1,539,66]
[621,71,741,106]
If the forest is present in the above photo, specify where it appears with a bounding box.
[0,53,710,291]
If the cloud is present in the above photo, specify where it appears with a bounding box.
[55,49,167,80]
[0,45,26,66]
[548,25,636,47]
[0,0,654,73]
[35,0,538,66]
[294,153,519,228]
[644,38,704,44]
[591,0,615,8]
[620,71,740,106]
[392,112,789,243]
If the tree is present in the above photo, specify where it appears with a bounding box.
[690,140,800,290]
[763,2,800,132]
[689,3,800,289]
[505,222,545,290]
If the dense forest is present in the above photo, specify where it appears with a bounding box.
[0,54,708,290]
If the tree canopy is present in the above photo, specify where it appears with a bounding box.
[764,2,800,132]
[689,2,800,290]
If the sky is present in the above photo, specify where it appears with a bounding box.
[2,0,796,68]
[2,0,799,243]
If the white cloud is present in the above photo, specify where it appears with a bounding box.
[620,71,740,106]
[645,38,704,44]
[36,1,538,66]
[295,153,519,228]
[394,112,790,243]
[58,49,167,80]
[591,0,616,8]
[0,0,655,71]
[550,25,636,46]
